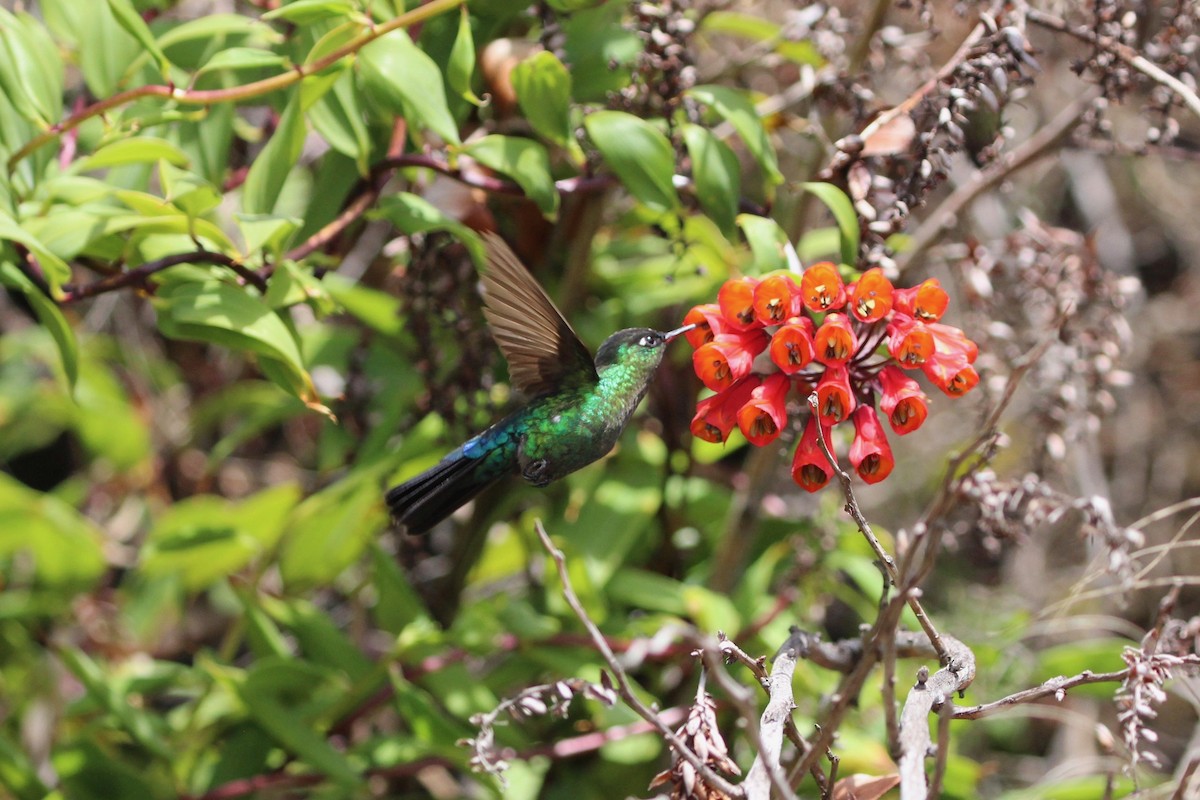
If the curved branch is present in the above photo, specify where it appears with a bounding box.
[6,0,463,171]
[60,251,259,302]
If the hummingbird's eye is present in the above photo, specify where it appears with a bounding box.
[638,333,662,348]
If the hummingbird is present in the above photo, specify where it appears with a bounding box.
[386,233,693,534]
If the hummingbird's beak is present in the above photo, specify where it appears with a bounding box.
[663,323,697,342]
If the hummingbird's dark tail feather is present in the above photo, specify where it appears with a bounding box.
[386,449,508,535]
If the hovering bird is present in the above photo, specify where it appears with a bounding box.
[386,233,692,534]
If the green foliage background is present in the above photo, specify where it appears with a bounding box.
[1,1,1198,799]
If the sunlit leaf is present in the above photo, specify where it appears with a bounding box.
[683,123,740,236]
[0,474,106,586]
[358,28,460,145]
[584,110,679,213]
[511,51,579,158]
[0,262,77,387]
[104,0,170,77]
[802,181,860,267]
[464,134,559,218]
[688,84,783,190]
[446,6,482,105]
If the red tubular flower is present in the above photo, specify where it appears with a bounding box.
[893,278,949,322]
[692,330,768,392]
[922,355,979,397]
[791,415,835,492]
[769,316,816,374]
[928,322,978,364]
[718,277,761,330]
[886,315,934,367]
[849,267,894,323]
[682,303,726,348]
[736,373,790,446]
[815,364,855,425]
[753,273,801,325]
[690,376,760,443]
[814,312,857,366]
[849,405,894,484]
[877,365,929,434]
[799,262,846,312]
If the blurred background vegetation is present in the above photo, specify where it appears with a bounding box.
[1,0,1199,798]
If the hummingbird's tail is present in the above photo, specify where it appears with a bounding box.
[386,446,510,535]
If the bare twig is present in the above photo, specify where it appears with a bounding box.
[896,634,976,800]
[535,521,745,799]
[806,393,948,664]
[928,699,954,799]
[951,668,1132,720]
[61,251,260,302]
[1027,8,1200,123]
[895,89,1099,275]
[742,645,802,800]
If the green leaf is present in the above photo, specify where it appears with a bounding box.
[237,659,360,786]
[260,596,374,680]
[155,12,280,52]
[700,10,780,42]
[242,92,308,215]
[52,0,143,97]
[682,123,740,236]
[358,28,461,146]
[153,280,329,415]
[279,465,390,587]
[584,110,679,213]
[140,485,300,590]
[801,181,860,266]
[53,742,165,799]
[74,137,191,172]
[688,84,783,190]
[0,473,106,587]
[0,10,64,127]
[305,70,370,175]
[511,51,580,158]
[104,0,170,77]
[72,357,152,470]
[195,46,288,76]
[159,162,223,218]
[0,262,77,387]
[262,0,359,25]
[0,209,71,293]
[464,135,559,218]
[369,193,483,264]
[446,6,482,105]
[263,260,334,313]
[736,214,790,273]
[796,226,842,263]
[322,273,408,339]
[235,213,300,261]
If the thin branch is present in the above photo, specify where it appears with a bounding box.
[854,11,994,147]
[897,635,975,800]
[1027,8,1200,123]
[805,394,948,664]
[741,646,802,800]
[60,251,260,302]
[716,634,828,793]
[534,520,745,800]
[7,0,464,171]
[894,89,1100,275]
[951,668,1131,720]
[927,699,954,799]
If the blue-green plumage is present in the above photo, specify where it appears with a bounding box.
[386,234,691,534]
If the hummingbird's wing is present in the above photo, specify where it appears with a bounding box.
[480,232,598,397]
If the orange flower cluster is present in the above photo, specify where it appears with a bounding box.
[686,265,979,491]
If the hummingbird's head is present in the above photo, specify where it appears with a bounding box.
[595,324,695,375]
